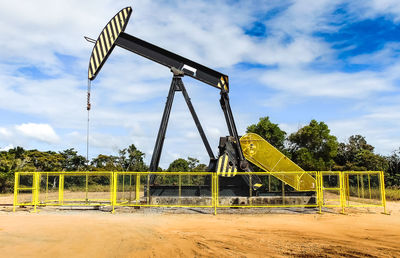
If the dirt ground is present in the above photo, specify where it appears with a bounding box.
[0,200,399,258]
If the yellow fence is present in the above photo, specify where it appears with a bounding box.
[13,171,387,214]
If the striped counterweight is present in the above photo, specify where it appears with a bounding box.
[88,7,132,80]
[217,76,229,92]
[216,154,238,177]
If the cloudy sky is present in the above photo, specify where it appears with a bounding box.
[1,0,400,168]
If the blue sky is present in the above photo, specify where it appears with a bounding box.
[1,0,400,168]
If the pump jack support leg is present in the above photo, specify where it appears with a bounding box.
[149,77,178,180]
[220,93,234,137]
[219,92,245,164]
[219,92,262,188]
[149,75,216,185]
[178,79,215,161]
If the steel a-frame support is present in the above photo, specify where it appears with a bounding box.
[149,72,215,181]
[219,91,247,169]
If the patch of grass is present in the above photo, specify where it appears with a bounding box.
[66,184,111,192]
[346,186,400,201]
[385,187,400,201]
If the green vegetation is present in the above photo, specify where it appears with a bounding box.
[166,157,207,172]
[248,117,400,191]
[0,144,147,193]
[247,117,286,152]
[288,120,338,171]
[1,117,399,194]
[385,187,400,201]
[155,157,208,185]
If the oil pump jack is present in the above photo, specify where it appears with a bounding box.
[86,6,265,196]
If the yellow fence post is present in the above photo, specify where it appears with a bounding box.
[122,174,125,199]
[211,173,215,215]
[367,174,372,200]
[32,172,39,213]
[345,173,349,206]
[178,174,182,206]
[317,171,322,214]
[109,172,113,206]
[13,172,19,212]
[249,174,252,206]
[314,172,318,212]
[214,173,218,215]
[281,180,285,205]
[59,174,64,205]
[380,171,387,214]
[146,174,150,205]
[340,172,345,214]
[360,174,365,199]
[135,173,140,203]
[85,173,89,203]
[112,172,117,213]
[45,172,49,203]
[129,174,132,203]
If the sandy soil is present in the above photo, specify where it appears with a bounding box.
[0,201,399,258]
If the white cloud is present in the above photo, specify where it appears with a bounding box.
[260,67,393,98]
[0,127,11,137]
[0,0,399,166]
[348,0,400,22]
[0,144,14,152]
[15,123,60,144]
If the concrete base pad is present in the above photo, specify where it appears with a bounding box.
[150,196,315,206]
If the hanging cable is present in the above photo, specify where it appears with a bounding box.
[86,79,92,170]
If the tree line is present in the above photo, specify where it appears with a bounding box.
[247,117,399,188]
[0,117,399,192]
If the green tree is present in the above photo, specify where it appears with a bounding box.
[354,150,388,171]
[246,116,287,151]
[162,157,206,185]
[155,158,188,185]
[91,154,121,171]
[187,157,199,171]
[288,120,338,170]
[186,157,207,172]
[0,151,18,192]
[8,146,25,160]
[24,150,65,171]
[60,148,87,171]
[386,148,400,187]
[334,135,388,171]
[3,147,35,172]
[118,144,148,171]
[167,158,189,172]
[193,163,207,172]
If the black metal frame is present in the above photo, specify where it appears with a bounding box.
[149,73,215,177]
[88,8,260,192]
[219,92,248,170]
[116,32,228,91]
[114,31,247,174]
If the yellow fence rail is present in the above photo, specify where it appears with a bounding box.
[13,171,387,214]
